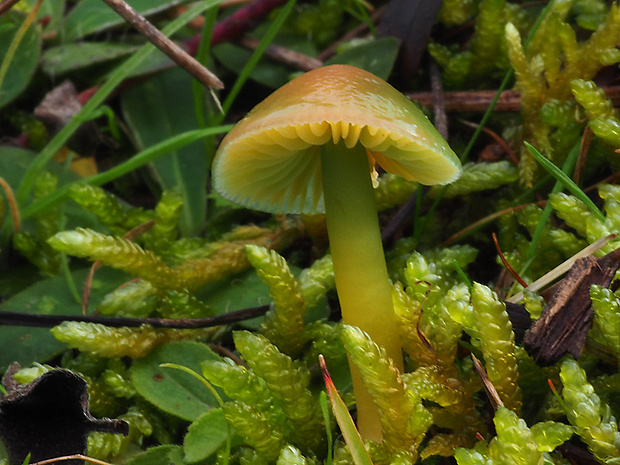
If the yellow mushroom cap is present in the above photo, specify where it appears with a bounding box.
[212,64,462,213]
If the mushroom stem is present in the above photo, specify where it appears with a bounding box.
[321,141,404,441]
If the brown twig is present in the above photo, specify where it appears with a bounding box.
[0,0,21,16]
[459,119,519,164]
[408,89,522,113]
[0,304,271,329]
[101,0,224,89]
[237,36,323,71]
[574,125,594,186]
[471,353,504,409]
[430,61,448,139]
[408,86,620,113]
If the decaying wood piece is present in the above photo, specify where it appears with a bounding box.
[407,85,620,113]
[523,248,620,366]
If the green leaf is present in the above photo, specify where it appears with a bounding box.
[14,1,221,208]
[121,68,208,236]
[130,340,224,421]
[41,42,141,75]
[0,12,41,108]
[320,356,373,465]
[183,408,229,463]
[0,267,127,371]
[197,269,271,329]
[212,34,317,89]
[19,126,231,222]
[325,37,400,80]
[524,141,606,223]
[125,445,182,465]
[62,0,194,41]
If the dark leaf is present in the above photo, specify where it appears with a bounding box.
[324,37,400,81]
[377,0,442,79]
[0,366,127,465]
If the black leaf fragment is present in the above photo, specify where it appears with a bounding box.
[0,365,128,465]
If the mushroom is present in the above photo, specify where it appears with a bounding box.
[212,64,461,440]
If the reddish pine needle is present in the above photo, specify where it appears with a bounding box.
[492,232,528,287]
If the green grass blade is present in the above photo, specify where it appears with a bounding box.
[16,0,223,206]
[319,355,374,465]
[416,1,556,241]
[524,141,582,263]
[0,0,42,94]
[524,141,605,222]
[217,0,297,121]
[20,125,232,220]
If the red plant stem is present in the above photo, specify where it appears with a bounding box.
[492,232,528,288]
[185,0,288,56]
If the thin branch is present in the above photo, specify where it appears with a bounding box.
[0,304,270,329]
[471,353,503,410]
[237,36,323,71]
[430,60,448,139]
[0,0,21,16]
[459,119,518,164]
[101,0,224,89]
[408,86,620,113]
[574,125,593,186]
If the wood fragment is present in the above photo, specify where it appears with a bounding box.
[523,248,620,366]
[407,86,620,113]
